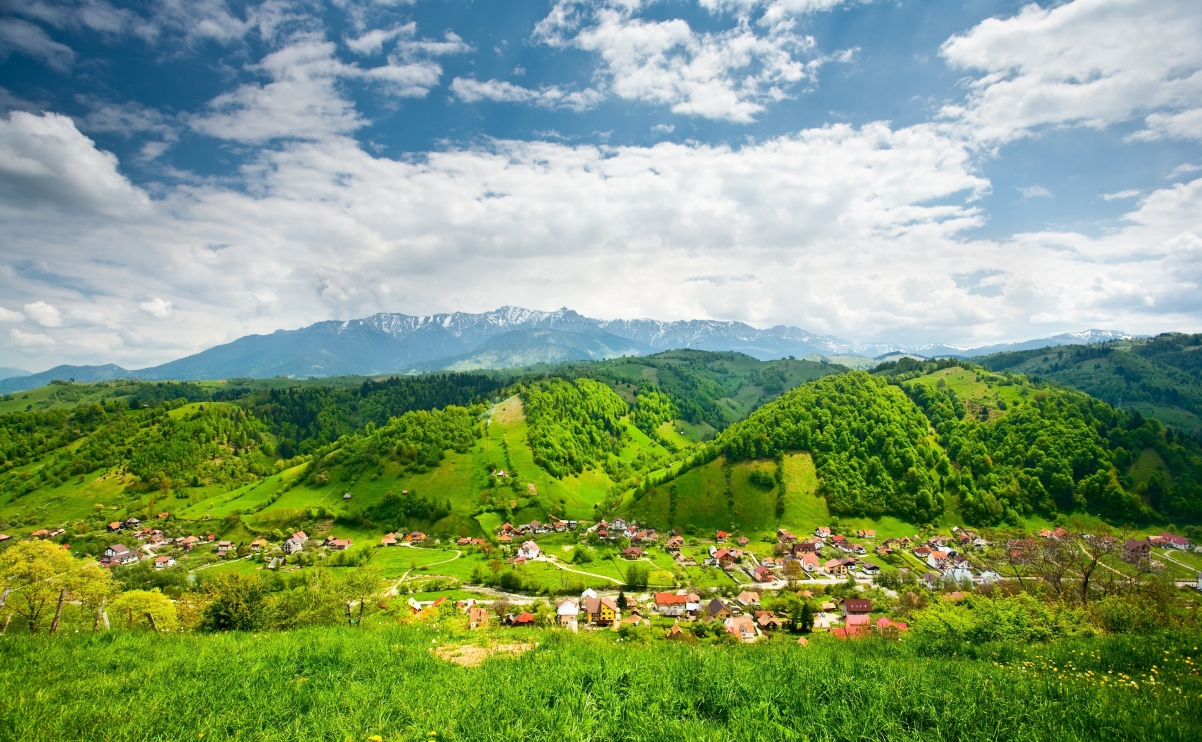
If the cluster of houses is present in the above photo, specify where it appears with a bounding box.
[496,519,580,541]
[381,531,430,547]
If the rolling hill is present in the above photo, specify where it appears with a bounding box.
[2,349,1200,566]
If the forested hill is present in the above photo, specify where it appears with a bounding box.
[974,332,1202,439]
[662,363,1202,528]
[2,350,1202,548]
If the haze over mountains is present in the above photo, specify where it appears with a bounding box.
[0,307,1140,392]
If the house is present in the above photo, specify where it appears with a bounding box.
[667,623,687,640]
[927,550,950,570]
[830,627,866,640]
[824,559,848,577]
[655,592,688,616]
[665,535,684,552]
[753,565,774,583]
[913,545,932,558]
[328,538,352,551]
[831,534,847,547]
[1123,539,1151,564]
[1158,532,1194,551]
[945,567,974,585]
[736,590,761,607]
[124,518,141,528]
[154,555,175,569]
[842,598,872,616]
[498,534,513,543]
[468,607,490,629]
[845,614,872,629]
[857,529,876,539]
[713,549,735,567]
[776,528,797,543]
[216,540,235,555]
[794,538,820,554]
[250,538,268,552]
[724,615,758,643]
[342,493,353,501]
[704,598,732,620]
[406,531,427,544]
[737,536,749,547]
[381,533,399,547]
[755,611,784,631]
[815,527,832,539]
[584,596,619,627]
[102,544,138,566]
[283,535,305,555]
[157,512,169,519]
[874,545,894,556]
[622,546,643,560]
[875,617,908,632]
[557,599,580,629]
[975,570,1002,585]
[107,521,123,532]
[801,553,822,573]
[518,540,541,560]
[860,562,881,576]
[685,592,702,617]
[716,530,729,543]
[0,534,10,543]
[621,611,650,628]
[31,529,50,539]
[508,612,536,627]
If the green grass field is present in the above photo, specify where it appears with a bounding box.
[2,628,1198,741]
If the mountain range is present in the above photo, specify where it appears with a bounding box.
[0,306,1141,392]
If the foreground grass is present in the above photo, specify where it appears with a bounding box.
[2,629,1200,741]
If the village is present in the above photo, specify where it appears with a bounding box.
[4,509,1201,643]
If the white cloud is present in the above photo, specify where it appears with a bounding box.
[0,307,24,322]
[941,0,1202,144]
[1102,189,1140,201]
[24,301,63,327]
[652,123,674,133]
[1169,163,1202,179]
[190,37,445,143]
[451,78,604,112]
[0,110,149,215]
[0,17,75,72]
[532,0,850,122]
[10,328,55,347]
[1017,185,1051,199]
[346,23,472,58]
[139,298,173,318]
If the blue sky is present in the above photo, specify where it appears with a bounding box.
[1,0,1201,370]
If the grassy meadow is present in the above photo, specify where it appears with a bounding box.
[1,628,1199,742]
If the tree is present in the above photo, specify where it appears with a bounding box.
[624,564,649,590]
[616,591,628,610]
[340,567,383,626]
[798,602,814,634]
[201,573,269,631]
[0,541,85,632]
[110,589,178,631]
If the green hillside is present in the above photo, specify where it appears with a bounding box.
[3,350,1202,564]
[975,333,1202,438]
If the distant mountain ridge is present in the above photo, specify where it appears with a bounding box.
[0,305,1145,392]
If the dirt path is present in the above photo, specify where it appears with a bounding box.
[544,557,625,585]
[387,546,463,594]
[1156,549,1199,573]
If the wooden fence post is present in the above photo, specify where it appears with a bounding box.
[49,587,67,635]
[1,613,11,634]
[94,597,107,631]
[146,612,159,632]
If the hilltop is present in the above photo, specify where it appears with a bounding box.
[975,333,1202,438]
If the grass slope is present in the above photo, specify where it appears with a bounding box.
[2,629,1199,742]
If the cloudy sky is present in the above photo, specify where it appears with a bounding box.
[1,0,1200,371]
